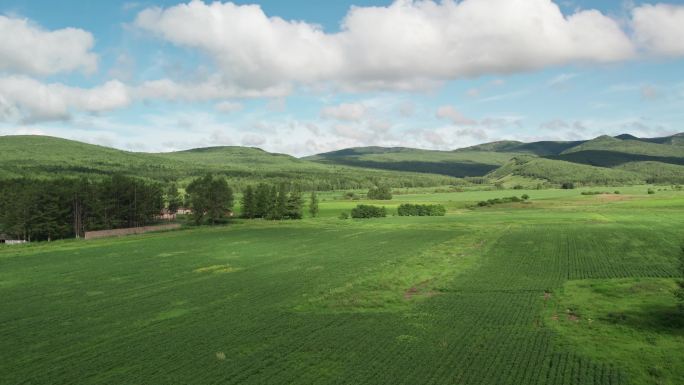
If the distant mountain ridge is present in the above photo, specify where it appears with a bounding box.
[308,133,684,185]
[1,132,682,187]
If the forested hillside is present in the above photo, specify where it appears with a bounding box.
[0,136,457,190]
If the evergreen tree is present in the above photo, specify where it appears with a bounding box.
[254,183,270,218]
[285,187,304,219]
[309,191,319,218]
[241,185,256,219]
[269,183,287,220]
[166,183,182,213]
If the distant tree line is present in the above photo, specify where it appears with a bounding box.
[0,175,163,242]
[240,183,304,220]
[397,204,446,216]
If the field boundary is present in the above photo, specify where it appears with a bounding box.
[84,224,181,240]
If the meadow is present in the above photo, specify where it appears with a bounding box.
[1,187,683,385]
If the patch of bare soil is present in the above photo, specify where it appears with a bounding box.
[404,279,439,300]
[596,194,631,202]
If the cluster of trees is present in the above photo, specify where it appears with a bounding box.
[350,205,387,218]
[367,185,392,200]
[397,204,446,216]
[0,175,164,241]
[477,195,529,207]
[240,183,304,220]
[185,174,234,225]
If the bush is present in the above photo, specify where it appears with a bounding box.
[512,184,524,190]
[397,204,446,216]
[351,205,387,218]
[614,191,620,194]
[367,185,392,200]
[338,212,349,220]
[521,194,530,200]
[476,196,527,207]
[647,188,655,194]
[561,182,575,189]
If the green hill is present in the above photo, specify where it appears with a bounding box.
[305,147,518,177]
[560,135,684,157]
[487,156,644,186]
[0,136,458,189]
[457,139,584,156]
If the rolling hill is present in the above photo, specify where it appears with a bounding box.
[306,133,683,186]
[0,136,458,189]
[304,147,518,177]
[2,132,682,189]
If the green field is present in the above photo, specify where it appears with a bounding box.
[1,188,683,384]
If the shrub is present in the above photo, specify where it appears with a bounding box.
[397,204,446,216]
[367,185,392,200]
[561,182,575,189]
[512,184,524,190]
[351,204,387,218]
[614,191,620,194]
[476,196,527,207]
[521,194,530,200]
[647,188,655,195]
[338,212,349,220]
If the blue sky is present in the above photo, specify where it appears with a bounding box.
[0,0,683,156]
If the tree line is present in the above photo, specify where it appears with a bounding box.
[240,183,305,220]
[0,175,164,242]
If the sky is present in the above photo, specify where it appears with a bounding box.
[0,0,683,156]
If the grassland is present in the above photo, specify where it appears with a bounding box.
[0,136,458,189]
[305,147,518,177]
[1,187,682,384]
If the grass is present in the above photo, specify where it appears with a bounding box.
[545,278,684,385]
[0,187,683,384]
[306,147,519,177]
[0,135,458,189]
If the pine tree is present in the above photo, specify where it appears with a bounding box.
[166,183,182,214]
[309,191,319,218]
[269,184,287,220]
[241,185,256,219]
[285,188,304,219]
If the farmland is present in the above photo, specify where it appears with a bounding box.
[1,187,682,384]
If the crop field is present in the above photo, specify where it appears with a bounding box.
[1,189,683,384]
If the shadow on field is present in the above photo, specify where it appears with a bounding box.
[602,304,684,333]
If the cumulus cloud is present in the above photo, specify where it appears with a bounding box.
[320,103,367,122]
[214,101,243,113]
[134,0,635,92]
[0,76,130,123]
[0,15,97,76]
[632,4,684,56]
[435,106,477,126]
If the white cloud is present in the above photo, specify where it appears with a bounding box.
[632,4,684,56]
[435,105,477,126]
[0,15,97,76]
[214,101,243,113]
[133,77,290,101]
[134,0,635,92]
[547,73,578,88]
[320,103,367,122]
[0,76,130,123]
[241,133,266,146]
